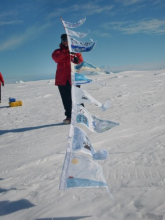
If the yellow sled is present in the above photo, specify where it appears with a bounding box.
[9,101,22,107]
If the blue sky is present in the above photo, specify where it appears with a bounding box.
[0,0,165,83]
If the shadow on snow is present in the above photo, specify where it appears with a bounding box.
[0,106,9,109]
[0,123,64,135]
[0,187,17,193]
[36,217,92,220]
[0,199,35,216]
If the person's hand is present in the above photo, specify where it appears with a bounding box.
[69,51,76,55]
[73,56,79,64]
[2,83,4,86]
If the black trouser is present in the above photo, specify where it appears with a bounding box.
[58,80,81,119]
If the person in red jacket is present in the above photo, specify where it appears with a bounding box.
[52,34,83,124]
[0,72,4,103]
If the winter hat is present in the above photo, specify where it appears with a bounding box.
[61,34,68,42]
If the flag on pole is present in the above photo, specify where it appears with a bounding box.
[72,126,108,160]
[71,37,94,47]
[66,28,89,38]
[72,86,110,111]
[62,17,86,28]
[60,152,108,189]
[74,105,119,133]
[59,18,119,198]
[75,61,100,73]
[72,73,92,85]
[71,42,96,52]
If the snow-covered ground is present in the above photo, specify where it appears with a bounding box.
[0,69,165,220]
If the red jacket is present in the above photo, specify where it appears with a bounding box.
[52,44,83,85]
[0,72,4,87]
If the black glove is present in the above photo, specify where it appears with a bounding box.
[69,51,76,55]
[2,83,4,86]
[73,56,79,64]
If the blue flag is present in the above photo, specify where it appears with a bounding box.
[71,42,96,52]
[73,73,92,85]
[75,61,100,73]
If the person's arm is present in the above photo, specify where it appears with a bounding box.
[52,49,69,63]
[0,73,4,86]
[71,53,83,64]
[77,53,83,64]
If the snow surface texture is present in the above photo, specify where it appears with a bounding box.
[0,69,165,220]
